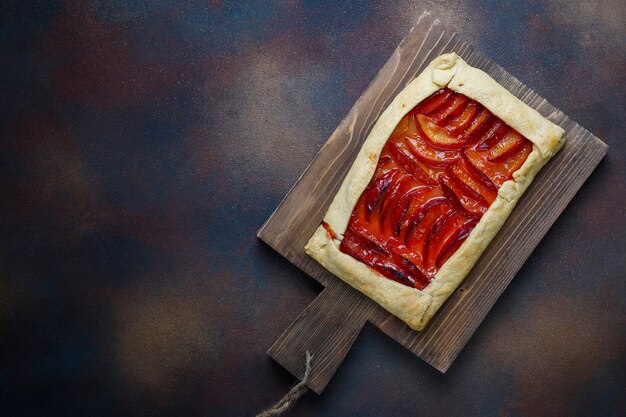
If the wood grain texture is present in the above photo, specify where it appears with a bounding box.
[257,12,608,394]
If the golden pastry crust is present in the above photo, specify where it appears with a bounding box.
[305,53,564,330]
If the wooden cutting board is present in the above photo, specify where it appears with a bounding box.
[257,12,607,394]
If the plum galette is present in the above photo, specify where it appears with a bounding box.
[306,53,564,330]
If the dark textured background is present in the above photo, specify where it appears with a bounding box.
[1,1,624,416]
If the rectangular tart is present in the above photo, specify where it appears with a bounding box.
[305,53,564,330]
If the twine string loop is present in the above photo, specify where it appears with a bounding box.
[256,351,313,417]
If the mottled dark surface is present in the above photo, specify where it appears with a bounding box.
[1,1,624,416]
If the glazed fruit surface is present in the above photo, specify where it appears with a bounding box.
[337,88,533,290]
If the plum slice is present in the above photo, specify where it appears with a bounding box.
[464,149,510,188]
[416,89,454,115]
[365,169,399,215]
[447,102,479,132]
[405,135,461,167]
[463,108,491,138]
[388,139,438,185]
[448,160,498,204]
[441,174,489,216]
[380,182,430,237]
[340,226,389,269]
[397,187,447,239]
[417,114,468,149]
[437,219,477,266]
[500,141,533,173]
[488,130,527,161]
[387,243,431,288]
[476,120,507,149]
[427,214,479,268]
[405,201,455,266]
[431,95,469,123]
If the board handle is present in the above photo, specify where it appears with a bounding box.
[267,279,373,394]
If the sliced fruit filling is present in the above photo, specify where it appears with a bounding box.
[336,88,533,290]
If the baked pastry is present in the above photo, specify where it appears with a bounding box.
[305,53,564,330]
